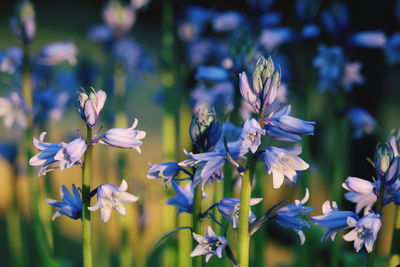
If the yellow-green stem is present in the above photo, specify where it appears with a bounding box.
[82,126,93,267]
[193,183,203,267]
[389,206,400,266]
[238,155,256,267]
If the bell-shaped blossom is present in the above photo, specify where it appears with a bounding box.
[240,118,266,153]
[88,24,113,43]
[0,91,27,132]
[103,0,135,37]
[112,38,150,73]
[276,189,314,244]
[342,177,377,215]
[147,162,181,184]
[216,198,263,229]
[54,137,87,171]
[374,143,400,185]
[33,89,70,123]
[76,88,107,128]
[347,107,376,139]
[99,118,146,153]
[385,33,400,65]
[389,129,400,157]
[0,47,23,74]
[342,62,365,92]
[310,200,359,242]
[301,24,320,39]
[45,184,82,220]
[36,41,78,66]
[9,0,36,43]
[322,2,349,37]
[190,226,229,262]
[264,105,315,142]
[166,181,194,214]
[264,145,309,189]
[195,66,229,82]
[343,212,381,253]
[212,11,242,32]
[260,28,295,51]
[89,179,139,223]
[347,31,386,48]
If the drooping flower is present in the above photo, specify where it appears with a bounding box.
[342,177,377,215]
[195,66,229,82]
[342,62,365,92]
[347,31,387,48]
[0,47,23,74]
[343,212,381,253]
[76,88,107,128]
[212,11,242,32]
[259,28,295,51]
[99,118,146,152]
[310,200,359,242]
[216,198,263,229]
[54,138,87,171]
[321,2,349,37]
[9,0,36,43]
[45,184,82,220]
[385,33,400,65]
[347,107,376,139]
[0,91,27,132]
[240,118,265,153]
[190,226,229,262]
[166,181,194,214]
[103,0,136,37]
[275,188,314,244]
[88,179,139,223]
[264,145,309,189]
[36,41,78,66]
[147,162,182,184]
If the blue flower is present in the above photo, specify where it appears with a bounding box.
[389,129,400,157]
[9,0,36,43]
[33,89,70,123]
[0,47,23,74]
[264,145,309,189]
[216,198,262,229]
[276,188,314,244]
[343,212,381,253]
[296,0,320,22]
[212,11,242,32]
[45,184,82,220]
[385,33,400,65]
[36,41,78,66]
[259,28,295,51]
[0,142,18,164]
[99,118,146,152]
[195,66,229,83]
[88,24,113,43]
[322,2,349,37]
[166,181,194,214]
[191,82,234,115]
[310,200,359,242]
[347,107,376,139]
[240,118,265,153]
[54,137,87,171]
[301,24,320,39]
[374,143,400,186]
[76,88,107,128]
[347,31,387,48]
[0,91,27,132]
[190,226,229,262]
[342,177,377,215]
[89,179,139,223]
[147,162,182,184]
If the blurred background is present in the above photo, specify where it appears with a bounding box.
[0,0,400,266]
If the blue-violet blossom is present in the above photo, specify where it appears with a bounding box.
[190,226,229,262]
[45,184,82,220]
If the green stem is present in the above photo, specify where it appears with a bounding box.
[389,206,400,266]
[82,126,93,267]
[238,155,256,267]
[252,162,265,267]
[193,181,203,267]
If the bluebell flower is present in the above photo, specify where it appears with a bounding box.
[54,137,87,171]
[102,0,135,38]
[313,44,345,92]
[347,31,386,49]
[216,198,262,229]
[33,89,70,123]
[112,38,151,73]
[88,24,114,44]
[374,143,400,186]
[99,118,146,152]
[76,88,107,128]
[190,226,229,262]
[191,82,234,115]
[9,0,36,43]
[310,200,359,242]
[342,62,365,92]
[343,212,381,253]
[0,143,18,164]
[195,66,229,82]
[0,92,27,132]
[260,28,295,51]
[240,118,265,153]
[45,184,82,220]
[0,47,23,74]
[301,24,320,39]
[322,2,349,37]
[166,181,194,214]
[259,12,282,27]
[130,0,149,10]
[389,129,400,157]
[384,33,400,65]
[147,162,182,184]
[264,145,309,189]
[296,0,320,22]
[185,6,214,34]
[89,179,139,223]
[347,107,376,139]
[212,11,243,32]
[36,41,78,66]
[276,189,314,244]
[342,177,377,215]
[264,105,315,142]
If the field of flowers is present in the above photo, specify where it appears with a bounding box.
[1,0,400,267]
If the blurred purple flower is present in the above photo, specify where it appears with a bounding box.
[0,47,23,74]
[385,33,400,65]
[88,24,114,43]
[191,82,234,115]
[9,0,36,43]
[347,107,376,139]
[103,0,135,37]
[348,31,386,48]
[322,2,349,37]
[342,62,364,92]
[212,11,243,32]
[36,41,78,66]
[0,91,27,132]
[260,28,295,51]
[195,66,229,82]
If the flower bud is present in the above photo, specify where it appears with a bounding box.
[374,143,394,177]
[9,0,36,43]
[76,88,107,128]
[103,0,135,38]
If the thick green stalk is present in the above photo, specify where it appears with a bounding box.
[252,162,265,267]
[238,155,256,267]
[193,184,203,267]
[389,206,400,266]
[82,126,93,267]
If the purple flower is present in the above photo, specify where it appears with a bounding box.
[89,179,139,223]
[347,107,376,139]
[76,88,107,128]
[342,177,377,215]
[191,82,234,115]
[310,200,359,242]
[195,66,229,82]
[347,31,386,48]
[342,62,365,92]
[264,145,309,189]
[0,47,23,74]
[389,129,400,157]
[166,181,194,214]
[9,0,36,43]
[240,118,265,153]
[99,119,146,152]
[212,11,242,32]
[45,184,82,220]
[276,189,314,244]
[190,226,229,262]
[103,0,135,37]
[0,91,27,132]
[54,138,87,171]
[385,33,400,65]
[36,41,78,66]
[343,212,381,253]
[322,2,349,37]
[147,162,182,184]
[260,28,295,51]
[216,198,263,229]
